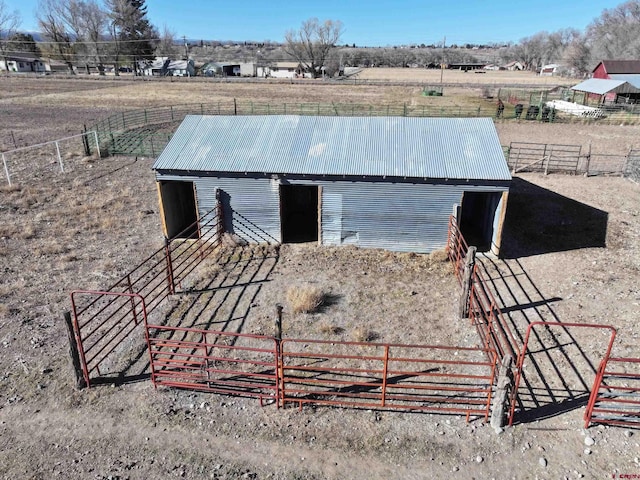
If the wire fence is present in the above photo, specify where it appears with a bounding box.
[1,131,100,186]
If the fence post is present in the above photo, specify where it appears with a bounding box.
[275,303,284,408]
[490,354,513,430]
[82,124,91,156]
[63,311,87,389]
[585,142,592,176]
[274,304,283,341]
[94,131,101,158]
[164,237,175,295]
[55,141,64,173]
[459,247,477,319]
[2,153,10,186]
[234,98,237,115]
[381,345,389,407]
[216,189,225,244]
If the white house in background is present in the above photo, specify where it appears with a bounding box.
[483,64,501,71]
[257,62,313,79]
[141,57,169,76]
[166,59,195,77]
[539,64,563,76]
[0,55,50,73]
[140,57,195,77]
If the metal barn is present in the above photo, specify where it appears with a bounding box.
[153,115,511,254]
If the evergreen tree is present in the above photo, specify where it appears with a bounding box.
[106,0,157,73]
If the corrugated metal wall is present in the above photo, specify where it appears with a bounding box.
[156,173,508,253]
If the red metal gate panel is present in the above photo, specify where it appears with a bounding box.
[280,339,497,421]
[585,357,640,428]
[70,291,148,386]
[147,325,281,405]
[508,321,617,427]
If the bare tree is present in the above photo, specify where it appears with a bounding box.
[587,0,640,60]
[74,0,109,74]
[156,24,177,57]
[283,18,343,77]
[0,0,21,71]
[563,34,592,76]
[37,0,76,73]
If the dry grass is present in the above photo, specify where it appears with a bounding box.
[317,322,344,336]
[352,327,380,343]
[287,285,325,314]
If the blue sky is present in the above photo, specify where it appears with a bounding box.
[7,0,624,46]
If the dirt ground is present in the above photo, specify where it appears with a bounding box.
[1,76,640,479]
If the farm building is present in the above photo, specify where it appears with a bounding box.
[592,60,640,88]
[152,115,511,254]
[0,55,49,73]
[571,78,640,104]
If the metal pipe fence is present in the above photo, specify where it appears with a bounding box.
[280,339,497,421]
[585,357,640,428]
[505,142,639,177]
[70,207,222,386]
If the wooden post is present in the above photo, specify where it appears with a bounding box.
[459,246,477,319]
[585,142,592,176]
[215,189,225,245]
[490,354,513,430]
[274,304,283,341]
[63,311,87,389]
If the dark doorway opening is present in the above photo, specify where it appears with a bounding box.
[159,181,198,239]
[460,192,501,251]
[280,185,318,243]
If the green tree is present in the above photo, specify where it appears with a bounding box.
[7,33,40,57]
[106,0,157,74]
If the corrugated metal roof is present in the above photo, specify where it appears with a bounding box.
[609,74,640,89]
[571,78,638,95]
[153,115,511,181]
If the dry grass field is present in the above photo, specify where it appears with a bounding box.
[353,67,573,86]
[0,75,639,479]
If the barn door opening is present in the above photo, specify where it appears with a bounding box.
[158,180,199,239]
[280,185,318,243]
[459,192,501,252]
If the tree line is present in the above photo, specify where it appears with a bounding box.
[1,0,639,76]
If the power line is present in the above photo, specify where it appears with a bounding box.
[0,37,162,45]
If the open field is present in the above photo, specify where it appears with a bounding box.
[0,76,640,479]
[353,67,573,86]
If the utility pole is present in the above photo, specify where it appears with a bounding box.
[440,36,446,84]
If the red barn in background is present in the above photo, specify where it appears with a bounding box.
[593,60,640,79]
